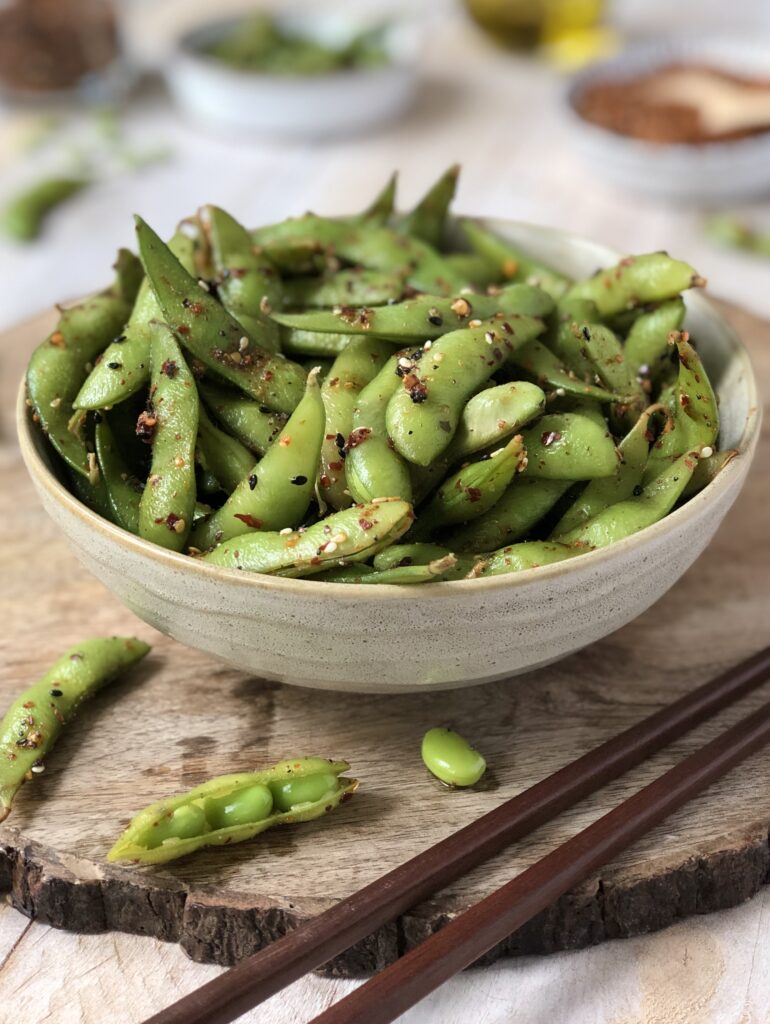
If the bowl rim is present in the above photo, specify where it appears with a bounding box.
[16,218,762,600]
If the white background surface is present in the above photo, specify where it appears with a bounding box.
[1,2,769,1022]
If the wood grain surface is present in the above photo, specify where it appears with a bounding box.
[0,300,768,975]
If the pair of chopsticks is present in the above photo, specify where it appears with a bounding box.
[145,646,770,1024]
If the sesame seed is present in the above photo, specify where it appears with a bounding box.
[239,337,249,352]
[332,532,348,544]
[423,340,433,350]
[555,388,566,397]
[468,319,482,328]
[197,279,210,291]
[49,397,61,408]
[279,527,293,535]
[324,541,338,554]
[30,764,46,774]
[701,446,714,458]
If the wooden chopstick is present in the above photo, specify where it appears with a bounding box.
[310,693,770,1024]
[144,646,770,1024]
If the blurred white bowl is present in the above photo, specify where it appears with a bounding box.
[164,12,420,139]
[566,35,770,203]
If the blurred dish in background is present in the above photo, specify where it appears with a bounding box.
[0,0,127,103]
[164,10,420,138]
[566,36,770,202]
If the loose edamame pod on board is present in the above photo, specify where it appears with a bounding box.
[559,448,702,549]
[135,216,306,413]
[459,218,571,299]
[204,204,282,353]
[519,412,620,480]
[202,498,413,575]
[108,757,357,865]
[198,381,287,455]
[26,249,142,479]
[475,540,585,576]
[444,477,573,552]
[643,332,718,484]
[623,298,686,376]
[94,416,143,533]
[421,728,487,787]
[345,354,414,504]
[75,230,198,410]
[0,637,150,822]
[196,404,255,494]
[2,175,88,242]
[138,331,199,551]
[387,318,546,467]
[399,164,459,248]
[319,337,392,509]
[565,253,704,318]
[271,283,554,340]
[192,369,325,549]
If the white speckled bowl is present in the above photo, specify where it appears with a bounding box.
[17,221,760,693]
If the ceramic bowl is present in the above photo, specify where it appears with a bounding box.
[566,35,770,203]
[17,220,760,693]
[164,12,419,139]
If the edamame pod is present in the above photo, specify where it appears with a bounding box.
[201,498,414,575]
[327,556,459,584]
[565,253,704,317]
[192,369,325,549]
[281,328,360,358]
[545,298,599,378]
[444,381,546,461]
[386,318,546,467]
[26,249,141,478]
[575,322,645,408]
[94,416,143,533]
[272,283,554,340]
[199,381,287,455]
[356,171,398,224]
[196,404,255,494]
[0,637,150,821]
[138,330,199,551]
[683,448,737,498]
[2,175,88,242]
[460,218,571,299]
[320,336,392,509]
[510,339,617,402]
[282,269,408,309]
[136,216,306,413]
[476,540,584,576]
[399,164,459,248]
[519,412,620,480]
[623,298,686,376]
[421,727,487,787]
[373,544,478,578]
[205,205,282,353]
[75,230,198,410]
[108,757,357,865]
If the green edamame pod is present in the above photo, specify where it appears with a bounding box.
[326,556,460,585]
[565,253,704,317]
[135,216,306,413]
[26,249,141,479]
[312,564,378,582]
[545,298,599,378]
[373,544,479,578]
[196,404,255,494]
[444,477,573,552]
[202,498,413,576]
[623,298,686,376]
[520,412,620,480]
[272,283,554,340]
[510,339,617,402]
[333,225,471,294]
[417,435,525,531]
[345,354,414,504]
[138,331,199,551]
[476,540,585,576]
[551,404,665,536]
[460,218,571,299]
[199,382,287,455]
[559,448,702,549]
[320,337,392,509]
[282,268,408,309]
[281,328,360,358]
[443,252,499,288]
[356,171,398,224]
[192,369,325,549]
[205,205,282,353]
[387,318,545,467]
[257,237,329,276]
[94,416,143,533]
[683,448,737,498]
[2,175,88,242]
[421,727,486,787]
[399,164,459,248]
[108,757,356,865]
[574,322,646,408]
[643,332,718,484]
[444,381,546,461]
[0,637,150,821]
[67,466,113,519]
[75,230,198,410]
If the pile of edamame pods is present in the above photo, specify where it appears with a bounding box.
[26,166,732,584]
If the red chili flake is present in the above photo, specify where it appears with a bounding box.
[467,487,482,502]
[160,359,178,378]
[325,433,337,441]
[541,430,562,447]
[358,518,374,530]
[234,514,263,529]
[22,701,35,709]
[262,371,274,381]
[176,324,190,335]
[136,408,157,443]
[49,331,66,348]
[155,512,183,532]
[329,461,343,472]
[319,473,332,488]
[345,427,372,451]
[402,373,428,403]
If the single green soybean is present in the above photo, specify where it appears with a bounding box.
[108,757,357,865]
[520,412,619,480]
[198,381,287,455]
[2,175,88,242]
[136,216,306,413]
[565,253,703,317]
[75,230,198,410]
[191,369,324,549]
[26,250,141,479]
[421,727,487,787]
[201,498,413,575]
[0,637,150,822]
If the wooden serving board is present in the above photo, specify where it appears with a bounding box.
[0,301,768,976]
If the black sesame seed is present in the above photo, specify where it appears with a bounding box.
[291,475,308,485]
[581,326,591,341]
[428,314,443,326]
[49,689,63,697]
[335,432,345,450]
[113,334,126,343]
[107,361,122,369]
[248,474,258,490]
[93,411,103,424]
[633,484,644,496]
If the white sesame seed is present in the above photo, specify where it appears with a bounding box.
[398,357,412,367]
[49,397,61,408]
[468,319,482,328]
[324,541,338,554]
[30,764,45,774]
[555,388,566,397]
[490,447,505,458]
[279,527,293,536]
[332,532,348,544]
[423,340,433,350]
[701,446,714,458]
[198,279,210,292]
[239,337,249,351]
